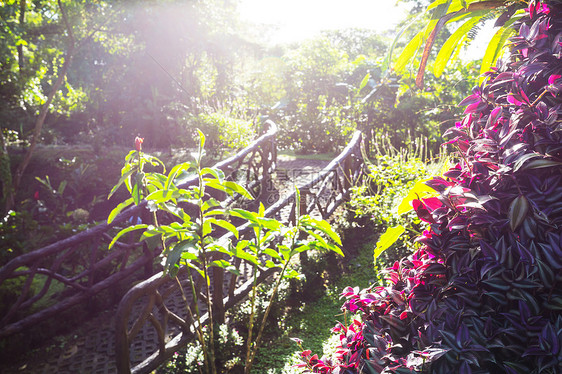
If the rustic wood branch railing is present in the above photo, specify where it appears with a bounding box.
[115,130,365,374]
[0,121,278,341]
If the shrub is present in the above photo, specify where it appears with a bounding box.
[349,135,447,264]
[297,1,562,373]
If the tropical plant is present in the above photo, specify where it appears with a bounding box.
[393,0,535,88]
[108,132,343,373]
[296,1,562,372]
[349,134,448,265]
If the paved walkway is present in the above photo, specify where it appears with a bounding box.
[2,157,330,374]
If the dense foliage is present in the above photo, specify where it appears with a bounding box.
[298,1,562,373]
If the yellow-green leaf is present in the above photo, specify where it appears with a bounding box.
[374,225,405,261]
[397,180,438,215]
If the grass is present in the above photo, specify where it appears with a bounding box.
[250,236,378,373]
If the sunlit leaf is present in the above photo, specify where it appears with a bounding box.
[359,73,370,92]
[397,180,438,215]
[108,224,148,249]
[201,167,225,182]
[300,216,342,246]
[166,162,192,189]
[206,218,238,239]
[479,17,519,79]
[108,168,135,199]
[107,197,134,224]
[374,225,405,261]
[434,13,485,77]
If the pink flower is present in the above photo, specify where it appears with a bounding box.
[549,74,562,85]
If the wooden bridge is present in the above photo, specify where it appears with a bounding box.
[0,122,366,373]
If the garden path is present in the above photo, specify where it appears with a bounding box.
[3,157,331,374]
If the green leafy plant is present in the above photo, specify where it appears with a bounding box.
[393,0,529,88]
[108,131,343,373]
[350,135,447,264]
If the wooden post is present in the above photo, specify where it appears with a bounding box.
[343,156,352,194]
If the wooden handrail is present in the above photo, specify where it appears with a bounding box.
[0,121,278,340]
[116,130,365,374]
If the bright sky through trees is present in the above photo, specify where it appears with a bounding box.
[238,0,410,44]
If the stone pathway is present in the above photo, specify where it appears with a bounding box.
[2,157,331,374]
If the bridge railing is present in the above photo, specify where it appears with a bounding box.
[0,122,277,342]
[115,130,365,374]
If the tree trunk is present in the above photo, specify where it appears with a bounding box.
[17,0,26,72]
[0,130,14,213]
[5,0,75,212]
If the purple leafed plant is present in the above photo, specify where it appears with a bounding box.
[298,1,562,373]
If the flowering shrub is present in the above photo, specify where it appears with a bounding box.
[297,1,562,373]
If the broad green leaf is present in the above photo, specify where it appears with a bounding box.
[278,244,292,262]
[166,162,192,189]
[282,268,302,280]
[132,172,144,205]
[181,251,199,261]
[359,73,370,92]
[230,208,259,223]
[159,202,190,222]
[174,240,199,259]
[201,167,225,182]
[383,15,419,74]
[223,180,254,199]
[394,31,424,73]
[374,225,406,261]
[197,129,206,150]
[300,216,342,245]
[202,220,213,237]
[108,224,148,249]
[206,218,239,239]
[145,173,167,192]
[107,197,134,224]
[108,168,135,199]
[428,0,478,12]
[479,17,519,78]
[165,241,190,275]
[202,180,227,195]
[508,195,529,231]
[204,209,226,217]
[232,243,259,265]
[306,230,344,256]
[256,216,283,231]
[265,259,278,269]
[146,189,176,204]
[202,198,221,213]
[264,247,283,261]
[434,13,485,77]
[139,226,161,240]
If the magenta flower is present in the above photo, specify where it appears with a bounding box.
[548,74,562,85]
